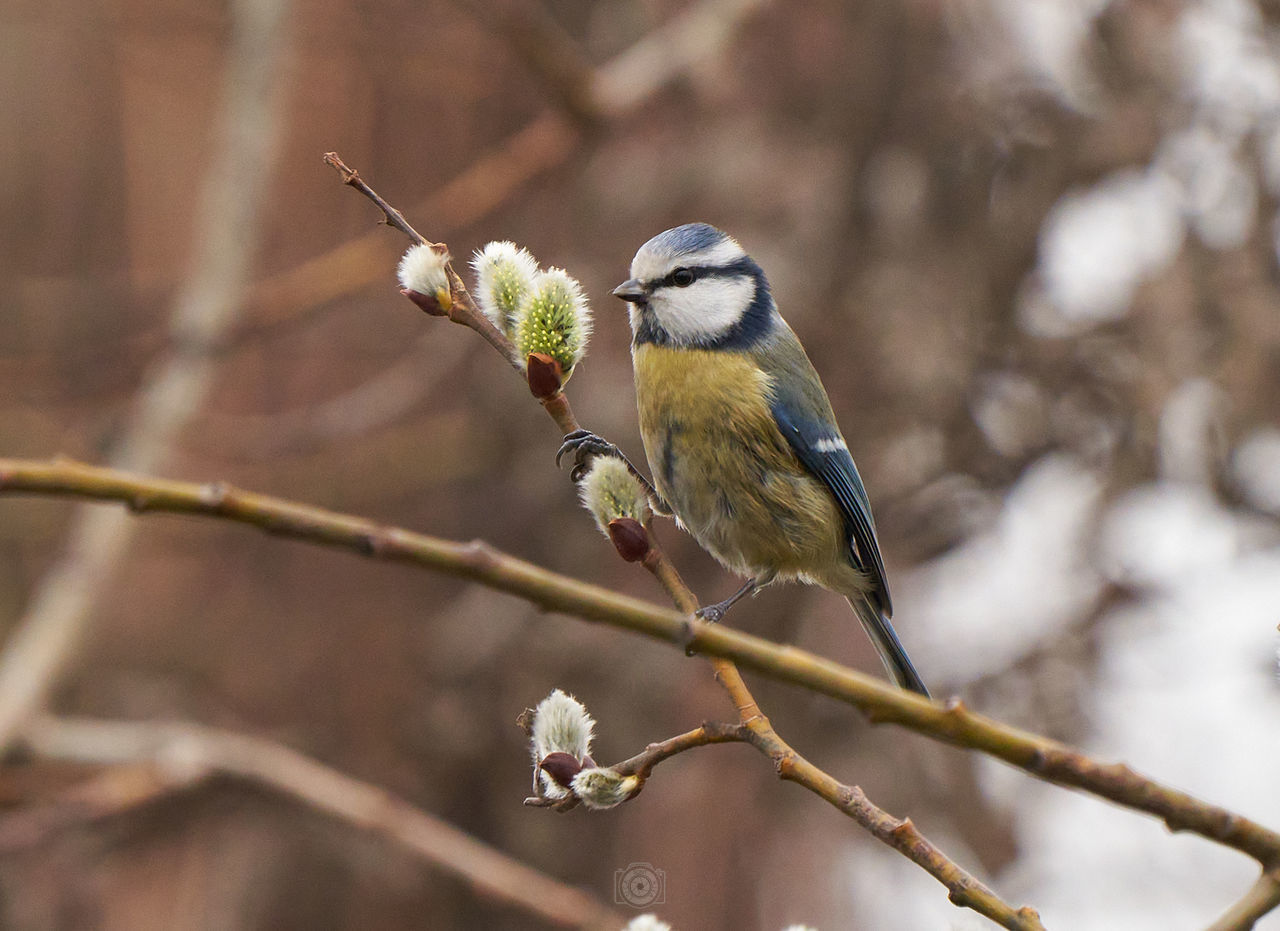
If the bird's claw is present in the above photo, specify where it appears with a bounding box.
[693,579,757,624]
[694,604,724,624]
[556,429,621,482]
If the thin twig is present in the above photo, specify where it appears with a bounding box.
[9,459,1276,904]
[323,153,427,245]
[1204,869,1280,931]
[322,153,584,439]
[610,722,751,778]
[322,153,528,376]
[18,715,623,930]
[323,154,584,453]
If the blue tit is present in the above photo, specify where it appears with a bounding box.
[561,222,929,696]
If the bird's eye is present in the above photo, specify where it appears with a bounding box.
[671,267,695,287]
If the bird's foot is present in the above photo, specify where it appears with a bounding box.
[694,603,727,624]
[556,429,622,482]
[694,578,758,624]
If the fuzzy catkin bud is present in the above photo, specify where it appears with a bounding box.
[578,457,651,535]
[397,243,452,310]
[471,241,539,337]
[529,689,595,799]
[571,767,641,810]
[515,268,591,380]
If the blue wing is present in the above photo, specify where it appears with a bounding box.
[770,395,893,617]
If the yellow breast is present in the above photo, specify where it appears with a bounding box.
[633,345,776,449]
[632,344,846,580]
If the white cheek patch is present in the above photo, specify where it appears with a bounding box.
[652,276,754,343]
[814,436,847,454]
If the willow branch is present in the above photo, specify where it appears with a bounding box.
[755,738,1039,926]
[11,463,1276,904]
[608,712,1043,927]
[324,149,572,437]
[2,456,1276,870]
[17,714,621,930]
[521,722,750,810]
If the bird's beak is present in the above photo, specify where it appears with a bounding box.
[612,279,648,304]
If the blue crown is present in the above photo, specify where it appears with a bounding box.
[646,223,730,258]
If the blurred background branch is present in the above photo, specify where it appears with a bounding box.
[15,714,622,930]
[0,0,293,754]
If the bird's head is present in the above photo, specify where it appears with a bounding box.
[613,223,775,349]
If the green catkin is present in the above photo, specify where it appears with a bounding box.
[515,268,591,378]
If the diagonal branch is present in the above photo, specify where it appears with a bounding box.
[6,458,1277,900]
[626,535,1041,929]
[605,713,1043,928]
[324,153,427,245]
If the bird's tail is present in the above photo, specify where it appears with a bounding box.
[847,596,930,698]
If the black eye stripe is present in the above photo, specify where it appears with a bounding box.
[655,257,754,289]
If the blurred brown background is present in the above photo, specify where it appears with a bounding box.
[3,0,1280,928]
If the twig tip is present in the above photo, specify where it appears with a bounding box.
[322,151,358,185]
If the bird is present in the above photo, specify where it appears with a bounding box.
[559,222,928,696]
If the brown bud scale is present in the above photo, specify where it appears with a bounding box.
[402,288,448,317]
[538,751,584,789]
[607,518,651,562]
[526,352,564,399]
